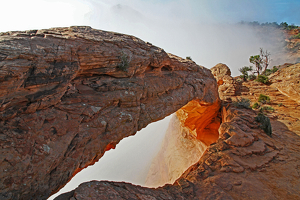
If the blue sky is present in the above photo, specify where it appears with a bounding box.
[1,0,299,75]
[189,0,300,25]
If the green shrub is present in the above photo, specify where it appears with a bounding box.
[272,66,278,73]
[255,113,272,136]
[289,33,300,39]
[252,102,260,109]
[265,69,272,76]
[258,94,270,104]
[186,56,192,60]
[278,103,283,107]
[239,66,253,81]
[248,74,256,80]
[117,51,130,72]
[233,98,251,109]
[265,66,278,76]
[256,75,269,84]
[260,106,274,112]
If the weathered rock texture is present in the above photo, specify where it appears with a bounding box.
[57,103,300,199]
[0,26,219,199]
[269,63,300,103]
[284,28,300,63]
[210,63,237,100]
[176,100,220,146]
[57,62,300,199]
[234,75,300,137]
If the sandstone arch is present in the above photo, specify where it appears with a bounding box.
[0,27,219,199]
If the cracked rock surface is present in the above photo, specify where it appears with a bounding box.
[56,63,300,200]
[0,26,218,199]
[56,104,300,200]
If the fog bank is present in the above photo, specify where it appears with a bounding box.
[1,0,295,76]
[85,0,287,76]
[48,115,173,200]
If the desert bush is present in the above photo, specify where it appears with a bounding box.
[186,56,192,60]
[272,66,278,73]
[260,106,274,112]
[265,66,278,76]
[117,51,130,72]
[233,98,251,109]
[239,66,253,81]
[248,74,256,80]
[278,103,283,107]
[289,33,300,39]
[256,75,269,84]
[258,94,270,104]
[255,113,272,136]
[280,22,288,29]
[265,69,272,76]
[252,102,260,109]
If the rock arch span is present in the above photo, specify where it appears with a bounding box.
[0,27,219,199]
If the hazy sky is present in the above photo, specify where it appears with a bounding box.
[1,0,299,75]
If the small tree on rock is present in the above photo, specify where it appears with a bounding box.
[260,48,271,75]
[249,48,270,75]
[249,55,262,75]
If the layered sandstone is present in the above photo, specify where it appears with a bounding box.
[210,63,237,100]
[0,26,219,199]
[57,103,300,199]
[57,64,300,199]
[269,63,300,103]
[176,100,220,146]
[233,74,300,136]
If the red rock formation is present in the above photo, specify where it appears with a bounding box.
[144,98,221,188]
[269,63,300,103]
[176,100,220,146]
[56,62,300,199]
[210,63,237,100]
[56,103,300,199]
[0,27,219,199]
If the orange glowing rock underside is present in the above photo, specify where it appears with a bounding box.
[176,100,221,146]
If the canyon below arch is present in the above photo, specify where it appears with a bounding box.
[0,26,300,200]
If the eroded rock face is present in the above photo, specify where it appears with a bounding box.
[210,63,231,78]
[176,100,220,146]
[143,98,221,189]
[210,63,236,100]
[0,26,219,199]
[57,62,300,199]
[57,104,300,199]
[269,63,300,103]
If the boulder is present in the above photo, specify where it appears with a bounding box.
[210,63,236,99]
[210,63,231,78]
